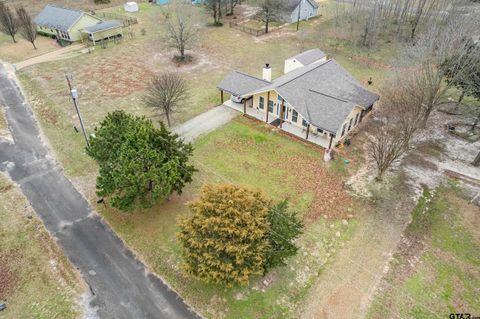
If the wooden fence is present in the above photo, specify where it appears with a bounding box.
[229,21,266,36]
[94,12,138,27]
[229,21,284,37]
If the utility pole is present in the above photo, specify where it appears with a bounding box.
[65,74,90,147]
[296,0,302,31]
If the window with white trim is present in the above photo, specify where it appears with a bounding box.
[292,110,298,122]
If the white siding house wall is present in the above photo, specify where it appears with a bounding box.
[289,0,318,24]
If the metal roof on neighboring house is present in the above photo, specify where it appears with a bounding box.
[218,51,379,134]
[84,20,123,34]
[217,71,270,96]
[289,48,326,65]
[34,5,89,31]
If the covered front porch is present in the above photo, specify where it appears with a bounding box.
[223,100,332,149]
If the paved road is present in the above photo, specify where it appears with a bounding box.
[173,104,238,142]
[0,64,200,319]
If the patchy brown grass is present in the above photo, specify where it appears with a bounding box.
[278,153,353,220]
[0,175,82,318]
[0,257,16,300]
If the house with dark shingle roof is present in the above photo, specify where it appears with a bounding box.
[34,5,102,42]
[283,0,319,24]
[217,49,379,149]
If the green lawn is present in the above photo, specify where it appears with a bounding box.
[367,184,480,319]
[0,176,82,319]
[97,117,359,318]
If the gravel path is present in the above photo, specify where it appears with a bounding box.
[15,44,84,70]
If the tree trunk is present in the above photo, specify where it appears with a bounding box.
[32,41,37,49]
[10,34,16,43]
[265,18,269,33]
[471,111,480,132]
[180,44,185,60]
[473,151,480,167]
[421,104,434,128]
[166,112,171,127]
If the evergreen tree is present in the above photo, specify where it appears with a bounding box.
[178,184,271,286]
[178,184,304,286]
[265,200,303,272]
[87,111,195,211]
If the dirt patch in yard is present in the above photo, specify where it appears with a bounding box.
[0,257,17,300]
[78,57,153,99]
[279,153,353,220]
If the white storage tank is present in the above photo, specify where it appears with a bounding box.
[124,2,139,12]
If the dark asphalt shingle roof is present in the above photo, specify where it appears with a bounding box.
[34,5,85,31]
[285,0,319,10]
[217,71,270,96]
[270,59,379,133]
[84,20,123,33]
[230,57,379,134]
[290,48,326,65]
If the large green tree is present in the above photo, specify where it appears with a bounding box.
[178,184,303,286]
[265,200,303,272]
[87,111,195,211]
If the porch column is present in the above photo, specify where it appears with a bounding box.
[265,91,270,123]
[279,99,285,128]
[220,90,224,104]
[328,134,334,149]
[305,124,310,140]
[243,99,247,114]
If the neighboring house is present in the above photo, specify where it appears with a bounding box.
[34,5,102,42]
[284,0,319,24]
[82,20,124,45]
[153,0,170,5]
[217,49,379,149]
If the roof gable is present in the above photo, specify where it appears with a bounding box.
[34,5,90,31]
[290,48,326,65]
[217,71,270,96]
[285,0,319,11]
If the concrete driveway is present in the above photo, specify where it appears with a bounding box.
[0,63,200,319]
[173,105,239,143]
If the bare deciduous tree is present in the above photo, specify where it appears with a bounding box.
[205,0,223,25]
[367,74,425,179]
[368,121,410,180]
[253,0,287,33]
[394,8,480,127]
[16,6,37,49]
[0,2,17,43]
[163,3,197,62]
[143,72,189,127]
